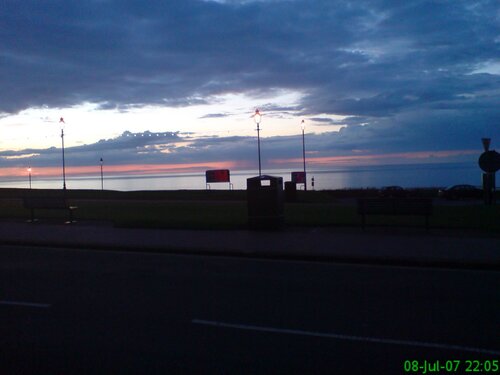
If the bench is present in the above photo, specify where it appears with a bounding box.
[23,196,78,223]
[357,198,433,230]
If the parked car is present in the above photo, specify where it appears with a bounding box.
[438,184,482,200]
[379,185,407,198]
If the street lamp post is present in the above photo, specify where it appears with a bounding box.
[301,120,307,191]
[100,158,104,191]
[254,109,262,177]
[60,118,67,190]
[61,128,67,190]
[28,166,32,189]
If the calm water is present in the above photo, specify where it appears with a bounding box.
[1,162,483,191]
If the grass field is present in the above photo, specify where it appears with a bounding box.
[0,188,498,234]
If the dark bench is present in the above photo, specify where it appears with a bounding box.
[23,196,78,223]
[357,198,433,230]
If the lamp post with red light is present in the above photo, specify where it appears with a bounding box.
[27,166,32,189]
[253,109,262,177]
[100,158,104,191]
[301,120,307,191]
[60,117,67,190]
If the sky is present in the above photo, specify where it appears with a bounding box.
[1,0,498,179]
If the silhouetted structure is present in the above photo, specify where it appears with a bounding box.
[23,191,78,224]
[247,175,284,230]
[301,120,307,191]
[27,166,32,189]
[357,198,433,231]
[253,109,262,176]
[205,169,233,190]
[479,138,499,205]
[291,171,306,189]
[100,158,104,190]
[61,128,66,190]
[284,181,297,202]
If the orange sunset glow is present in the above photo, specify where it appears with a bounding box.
[0,161,243,178]
[271,150,480,167]
[1,149,480,180]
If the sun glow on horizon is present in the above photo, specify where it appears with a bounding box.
[271,149,480,167]
[0,149,480,180]
[0,160,247,179]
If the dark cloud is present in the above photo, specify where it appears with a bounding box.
[0,130,300,170]
[0,131,181,168]
[1,0,498,157]
[199,113,231,119]
[1,123,486,174]
[310,118,337,125]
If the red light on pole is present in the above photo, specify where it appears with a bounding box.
[100,158,104,190]
[27,166,32,189]
[301,120,307,191]
[253,109,262,177]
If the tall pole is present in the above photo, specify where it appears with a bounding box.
[100,158,104,191]
[61,128,66,190]
[28,167,32,189]
[254,109,262,177]
[257,123,262,177]
[301,120,307,191]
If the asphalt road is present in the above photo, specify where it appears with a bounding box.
[1,245,499,374]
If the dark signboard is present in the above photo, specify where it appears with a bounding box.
[206,169,230,183]
[478,150,500,173]
[291,171,306,184]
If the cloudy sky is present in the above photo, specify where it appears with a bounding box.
[1,0,498,178]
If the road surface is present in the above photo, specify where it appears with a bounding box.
[1,245,499,374]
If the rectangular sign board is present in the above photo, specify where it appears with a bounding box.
[291,171,306,184]
[206,169,230,183]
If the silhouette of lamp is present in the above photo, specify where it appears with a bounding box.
[27,166,32,189]
[60,117,67,190]
[301,120,307,191]
[253,109,262,177]
[100,158,104,190]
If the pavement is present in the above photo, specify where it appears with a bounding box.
[0,220,499,270]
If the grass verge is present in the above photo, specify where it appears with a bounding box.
[0,188,498,234]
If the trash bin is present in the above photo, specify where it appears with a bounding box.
[284,181,297,202]
[247,175,284,230]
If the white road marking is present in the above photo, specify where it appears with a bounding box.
[0,300,51,308]
[192,319,500,356]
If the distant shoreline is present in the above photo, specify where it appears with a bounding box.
[0,162,482,191]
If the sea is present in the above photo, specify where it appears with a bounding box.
[0,162,484,191]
